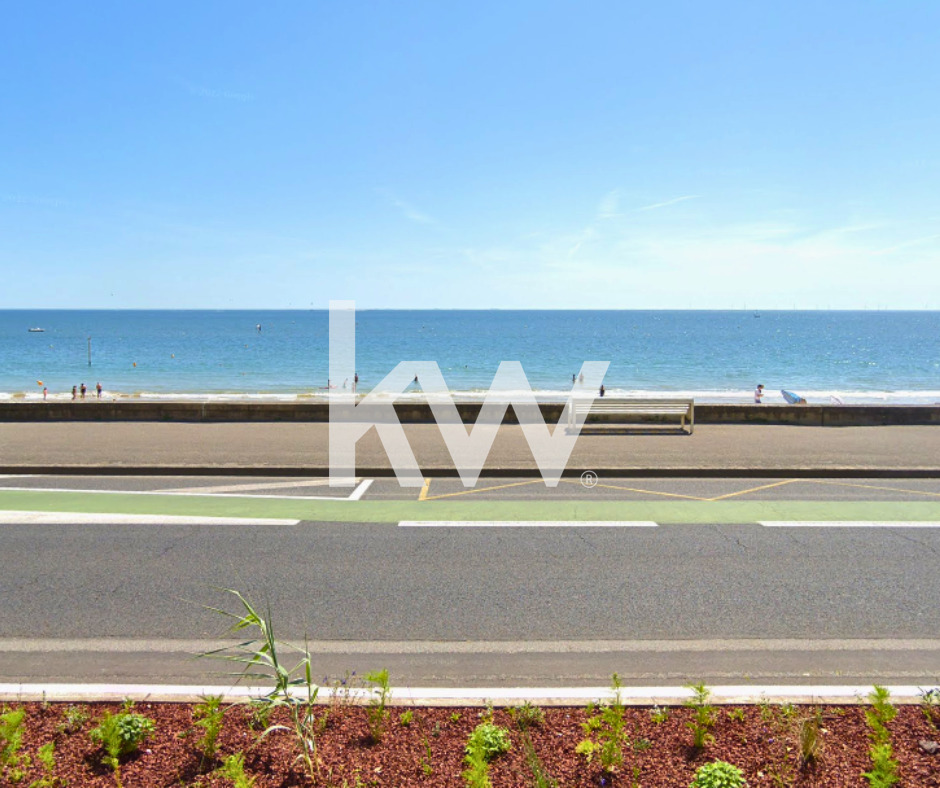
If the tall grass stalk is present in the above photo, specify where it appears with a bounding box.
[203,588,321,781]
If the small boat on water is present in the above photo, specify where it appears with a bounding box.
[28,327,45,332]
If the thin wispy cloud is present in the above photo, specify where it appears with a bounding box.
[597,189,620,219]
[870,233,940,256]
[182,79,254,102]
[379,189,435,224]
[638,194,698,211]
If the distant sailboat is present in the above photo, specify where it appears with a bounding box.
[28,327,45,332]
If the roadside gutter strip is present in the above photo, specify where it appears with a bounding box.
[0,683,931,706]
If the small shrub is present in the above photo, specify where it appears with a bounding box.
[193,695,226,764]
[57,705,89,735]
[1,708,28,781]
[863,742,900,787]
[866,685,897,745]
[727,708,745,723]
[462,722,511,787]
[576,674,629,773]
[797,711,823,767]
[90,711,155,788]
[509,701,545,730]
[920,687,940,730]
[684,682,716,750]
[399,709,414,726]
[690,759,748,788]
[364,668,391,742]
[219,752,257,788]
[28,741,62,788]
[650,705,670,724]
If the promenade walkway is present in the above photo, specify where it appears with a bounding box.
[1,421,937,475]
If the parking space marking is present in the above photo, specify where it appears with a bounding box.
[804,479,940,499]
[418,477,431,501]
[156,479,357,494]
[558,478,709,501]
[706,479,800,502]
[423,479,544,501]
[349,479,373,500]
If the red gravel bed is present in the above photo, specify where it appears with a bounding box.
[4,700,939,786]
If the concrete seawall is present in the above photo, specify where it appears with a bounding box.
[1,402,939,426]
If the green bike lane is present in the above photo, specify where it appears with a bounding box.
[2,488,940,523]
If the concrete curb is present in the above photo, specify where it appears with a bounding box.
[0,683,932,706]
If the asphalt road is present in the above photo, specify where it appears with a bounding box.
[2,473,939,687]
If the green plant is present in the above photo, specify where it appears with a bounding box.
[1,707,27,779]
[219,752,257,788]
[247,701,272,732]
[727,708,745,723]
[204,589,321,781]
[863,743,900,787]
[797,710,823,767]
[863,687,899,787]
[521,729,558,788]
[508,701,545,730]
[27,742,62,788]
[193,695,226,766]
[684,682,716,750]
[920,687,940,730]
[89,711,155,788]
[866,685,897,744]
[399,709,414,727]
[450,711,462,723]
[57,705,89,735]
[650,704,670,724]
[420,736,434,776]
[364,668,391,742]
[690,759,747,788]
[576,674,629,773]
[462,722,512,787]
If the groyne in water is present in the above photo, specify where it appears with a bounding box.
[1,402,938,427]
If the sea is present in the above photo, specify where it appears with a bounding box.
[1,310,939,405]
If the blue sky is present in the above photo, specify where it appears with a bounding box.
[2,1,939,309]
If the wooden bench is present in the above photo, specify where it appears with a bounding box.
[567,398,694,434]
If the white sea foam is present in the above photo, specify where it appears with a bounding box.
[2,388,940,404]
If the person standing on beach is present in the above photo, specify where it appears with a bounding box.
[754,384,764,404]
[572,374,576,384]
[353,372,358,394]
[43,387,48,401]
[599,384,605,398]
[80,382,86,399]
[96,382,102,398]
[71,385,77,400]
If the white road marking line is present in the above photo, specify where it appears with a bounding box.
[760,520,940,528]
[398,520,658,528]
[0,683,932,706]
[156,478,357,494]
[0,511,299,526]
[0,486,354,502]
[349,479,373,500]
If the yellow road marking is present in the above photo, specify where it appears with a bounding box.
[558,479,708,501]
[424,479,544,501]
[418,478,431,501]
[706,479,800,501]
[805,479,940,499]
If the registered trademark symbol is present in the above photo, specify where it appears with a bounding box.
[580,471,598,488]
